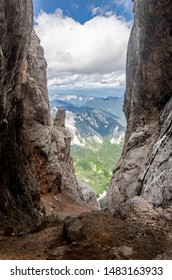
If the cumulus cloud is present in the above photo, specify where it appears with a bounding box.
[35,9,131,90]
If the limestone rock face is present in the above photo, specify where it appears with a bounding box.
[23,30,84,203]
[0,0,43,230]
[106,0,172,213]
[0,0,84,230]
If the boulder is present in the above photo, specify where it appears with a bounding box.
[78,181,100,209]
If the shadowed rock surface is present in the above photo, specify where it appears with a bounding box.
[0,0,43,231]
[106,0,172,213]
[0,0,96,231]
[1,209,171,260]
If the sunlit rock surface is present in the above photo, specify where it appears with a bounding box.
[106,0,172,213]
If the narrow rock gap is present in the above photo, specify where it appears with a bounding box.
[0,0,171,260]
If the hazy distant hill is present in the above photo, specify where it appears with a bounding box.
[83,96,125,125]
[49,94,94,106]
[50,99,71,107]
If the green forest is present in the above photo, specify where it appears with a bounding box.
[71,139,123,196]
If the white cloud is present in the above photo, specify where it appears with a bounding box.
[48,71,125,89]
[35,9,131,90]
[90,6,114,17]
[91,6,102,16]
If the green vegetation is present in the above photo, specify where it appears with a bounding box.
[71,139,123,195]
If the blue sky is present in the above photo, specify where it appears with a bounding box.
[33,0,133,23]
[33,0,133,95]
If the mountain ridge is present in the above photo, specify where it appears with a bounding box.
[50,95,125,146]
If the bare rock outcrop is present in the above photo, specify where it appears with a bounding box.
[106,0,172,213]
[22,30,84,203]
[0,0,43,230]
[0,0,85,231]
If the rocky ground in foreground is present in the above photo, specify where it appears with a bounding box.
[0,195,172,260]
[0,0,171,262]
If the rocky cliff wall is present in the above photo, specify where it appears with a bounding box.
[0,0,43,230]
[106,0,172,213]
[22,30,84,203]
[0,0,88,231]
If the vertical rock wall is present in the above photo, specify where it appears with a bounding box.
[23,30,84,202]
[0,0,43,229]
[106,0,172,213]
[0,0,84,231]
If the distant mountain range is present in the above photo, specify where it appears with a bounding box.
[83,96,125,123]
[50,95,126,146]
[50,94,126,194]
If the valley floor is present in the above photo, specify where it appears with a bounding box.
[0,195,172,260]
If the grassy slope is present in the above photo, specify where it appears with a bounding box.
[71,139,123,195]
